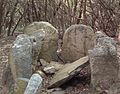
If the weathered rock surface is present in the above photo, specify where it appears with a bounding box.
[9,34,33,80]
[40,59,63,73]
[24,21,59,62]
[108,82,120,94]
[50,61,64,71]
[9,34,33,93]
[43,65,56,74]
[40,59,49,67]
[89,31,119,94]
[24,21,57,35]
[15,78,29,94]
[24,73,43,94]
[61,24,95,62]
[47,88,65,94]
[48,56,89,88]
[29,31,45,66]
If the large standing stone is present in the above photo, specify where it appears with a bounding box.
[9,34,33,93]
[10,34,32,79]
[89,31,119,94]
[24,21,58,62]
[61,24,95,62]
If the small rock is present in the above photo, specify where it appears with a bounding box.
[40,59,49,67]
[24,21,59,62]
[43,66,55,74]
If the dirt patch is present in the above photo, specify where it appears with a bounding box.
[0,35,16,93]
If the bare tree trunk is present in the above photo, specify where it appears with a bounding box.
[83,0,87,24]
[44,0,48,21]
[77,0,83,24]
[0,0,5,35]
[7,0,18,36]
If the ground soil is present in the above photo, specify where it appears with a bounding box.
[0,35,16,94]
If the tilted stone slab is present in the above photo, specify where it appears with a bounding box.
[48,56,89,88]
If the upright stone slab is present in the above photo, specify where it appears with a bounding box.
[24,73,43,94]
[29,31,45,65]
[89,31,119,94]
[24,21,58,62]
[9,34,32,93]
[61,24,95,62]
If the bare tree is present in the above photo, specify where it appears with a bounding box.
[0,0,120,36]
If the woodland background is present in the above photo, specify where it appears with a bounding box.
[0,0,120,37]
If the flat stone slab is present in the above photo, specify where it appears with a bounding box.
[48,56,89,88]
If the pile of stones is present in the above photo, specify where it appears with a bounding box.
[8,21,119,94]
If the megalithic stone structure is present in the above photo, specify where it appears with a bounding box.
[89,31,119,94]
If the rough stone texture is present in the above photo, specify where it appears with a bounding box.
[29,31,45,65]
[48,56,89,89]
[50,61,64,71]
[40,60,63,72]
[117,24,120,38]
[9,34,32,79]
[24,21,59,62]
[42,88,65,94]
[9,34,33,93]
[61,24,95,62]
[24,73,43,94]
[43,66,56,74]
[51,89,65,94]
[15,78,29,94]
[108,82,120,94]
[89,31,119,94]
[40,59,49,67]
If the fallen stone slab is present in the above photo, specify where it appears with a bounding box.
[50,61,64,71]
[48,56,89,88]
